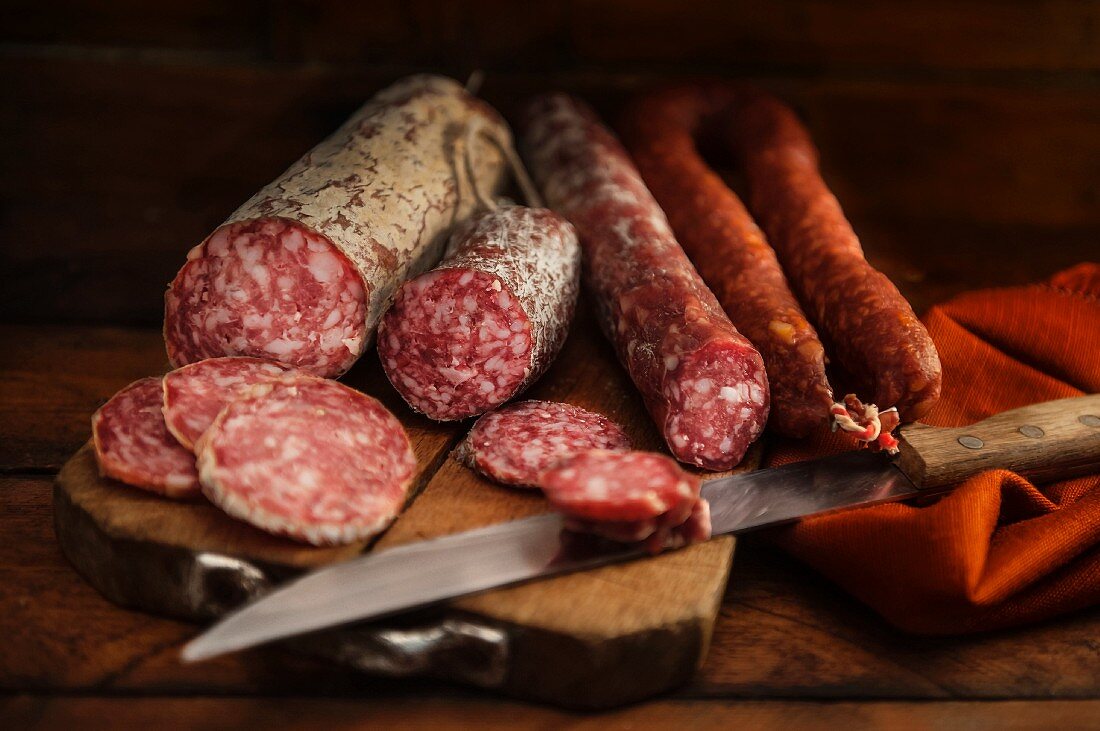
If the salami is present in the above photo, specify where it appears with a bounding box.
[165,74,510,377]
[195,376,416,545]
[456,400,630,488]
[521,94,769,469]
[619,86,833,437]
[729,93,942,421]
[162,356,297,451]
[539,450,699,523]
[378,206,581,420]
[543,449,712,554]
[91,377,200,499]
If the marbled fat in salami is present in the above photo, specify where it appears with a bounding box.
[522,94,769,470]
[378,206,580,420]
[730,94,942,420]
[546,449,712,554]
[162,356,297,451]
[539,450,700,523]
[91,377,200,499]
[456,400,630,488]
[165,74,510,377]
[620,85,834,437]
[196,376,416,546]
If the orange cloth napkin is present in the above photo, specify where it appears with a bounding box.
[764,263,1100,634]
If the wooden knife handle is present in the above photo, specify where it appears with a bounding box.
[897,393,1100,489]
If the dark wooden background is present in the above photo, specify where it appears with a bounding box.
[3,2,1100,727]
[3,0,1098,328]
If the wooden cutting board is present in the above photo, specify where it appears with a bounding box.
[53,300,754,709]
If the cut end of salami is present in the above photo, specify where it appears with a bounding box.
[664,341,770,470]
[91,377,201,499]
[165,218,367,378]
[162,356,298,451]
[379,268,534,421]
[540,449,700,523]
[196,376,416,546]
[457,400,631,488]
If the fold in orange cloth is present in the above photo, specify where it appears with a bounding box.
[765,263,1100,634]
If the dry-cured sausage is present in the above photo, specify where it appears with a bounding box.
[91,377,200,499]
[729,93,942,420]
[162,356,296,451]
[195,376,416,545]
[456,400,630,488]
[521,94,769,470]
[619,85,833,437]
[378,206,580,420]
[165,74,510,377]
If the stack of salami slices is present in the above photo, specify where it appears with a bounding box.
[457,400,712,553]
[92,357,415,546]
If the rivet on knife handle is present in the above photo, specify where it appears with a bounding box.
[896,393,1100,489]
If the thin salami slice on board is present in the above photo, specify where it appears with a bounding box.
[564,495,712,555]
[196,376,416,546]
[379,206,581,421]
[165,74,510,377]
[91,377,201,499]
[539,450,701,524]
[456,400,630,489]
[162,356,297,451]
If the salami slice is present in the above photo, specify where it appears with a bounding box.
[456,400,630,488]
[91,377,200,499]
[165,74,510,377]
[646,497,712,554]
[563,496,712,554]
[521,94,769,470]
[729,93,942,421]
[539,450,700,523]
[162,356,297,451]
[619,85,834,437]
[378,206,580,420]
[196,376,416,546]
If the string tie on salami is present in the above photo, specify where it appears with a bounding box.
[831,396,901,454]
[457,113,544,212]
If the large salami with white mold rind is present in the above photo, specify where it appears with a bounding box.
[165,74,510,377]
[195,376,416,546]
[378,206,580,420]
[521,94,769,470]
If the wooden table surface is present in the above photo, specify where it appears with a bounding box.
[4,5,1100,723]
[4,265,1100,730]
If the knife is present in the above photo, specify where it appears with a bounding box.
[182,393,1100,662]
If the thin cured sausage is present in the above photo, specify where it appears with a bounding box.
[378,206,580,420]
[196,376,416,545]
[92,377,200,498]
[619,85,833,437]
[522,94,769,470]
[162,356,296,451]
[457,400,630,488]
[165,75,510,377]
[729,93,942,420]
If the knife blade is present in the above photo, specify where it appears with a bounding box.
[182,450,926,663]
